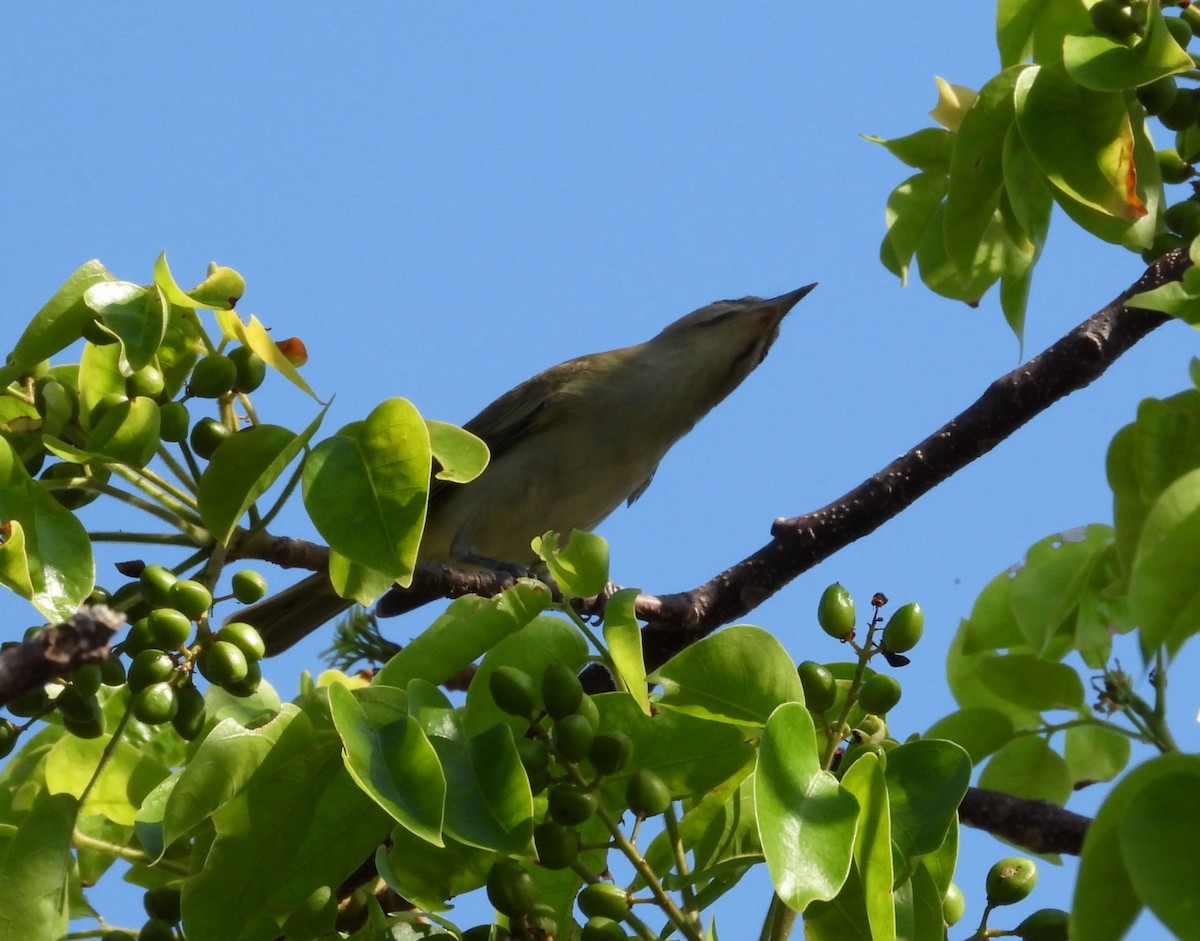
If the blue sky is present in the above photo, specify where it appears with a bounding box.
[2,5,1195,937]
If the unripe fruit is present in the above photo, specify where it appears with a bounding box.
[128,650,176,692]
[139,564,177,606]
[126,365,165,400]
[71,662,103,698]
[0,719,17,759]
[202,640,249,686]
[99,654,126,687]
[133,682,179,724]
[589,731,633,775]
[217,621,266,661]
[626,768,671,817]
[1090,0,1137,38]
[1165,198,1200,238]
[112,581,152,622]
[548,783,597,826]
[41,462,103,510]
[986,856,1038,907]
[553,714,595,762]
[798,661,837,713]
[137,918,175,941]
[172,685,206,741]
[942,883,965,927]
[63,710,106,739]
[223,659,262,698]
[168,579,212,619]
[576,692,600,730]
[56,686,101,723]
[840,740,888,774]
[581,916,627,941]
[578,882,630,920]
[229,346,266,393]
[89,392,129,429]
[858,674,902,715]
[122,617,155,656]
[542,661,584,719]
[1016,908,1071,941]
[230,569,268,604]
[516,736,550,775]
[881,602,924,653]
[485,860,538,917]
[1159,89,1200,131]
[143,884,182,923]
[534,820,580,869]
[190,416,232,459]
[188,354,237,398]
[149,608,193,649]
[1165,13,1193,49]
[817,583,855,639]
[1157,148,1191,185]
[7,685,50,718]
[157,401,190,443]
[489,666,539,717]
[1138,76,1178,116]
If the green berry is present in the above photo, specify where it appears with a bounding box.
[189,416,232,459]
[137,918,175,941]
[143,884,182,924]
[1016,908,1071,941]
[533,820,580,870]
[553,713,595,762]
[7,685,50,718]
[576,691,600,730]
[1159,89,1200,131]
[55,685,100,723]
[71,662,103,698]
[230,569,268,604]
[157,401,190,443]
[798,661,837,713]
[149,608,193,649]
[133,683,179,724]
[581,916,627,941]
[126,365,165,400]
[139,564,177,606]
[223,659,262,698]
[881,602,924,653]
[167,579,212,619]
[1165,14,1193,49]
[188,354,237,398]
[228,346,266,393]
[626,768,671,817]
[942,883,965,927]
[489,666,539,717]
[986,856,1038,907]
[89,392,129,429]
[589,731,633,775]
[516,736,550,775]
[548,783,597,826]
[217,622,266,662]
[1090,0,1137,38]
[858,674,902,715]
[1138,76,1178,116]
[542,661,584,719]
[172,685,207,741]
[128,650,176,692]
[485,860,538,917]
[817,583,855,639]
[99,654,126,687]
[202,641,248,686]
[577,882,630,920]
[0,720,17,759]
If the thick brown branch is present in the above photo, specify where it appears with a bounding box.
[959,786,1090,855]
[0,605,124,707]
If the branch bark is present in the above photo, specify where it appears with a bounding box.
[0,605,124,707]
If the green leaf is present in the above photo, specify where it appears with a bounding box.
[1063,722,1131,786]
[881,172,949,284]
[328,683,445,846]
[377,826,494,913]
[915,202,1008,304]
[602,588,650,713]
[925,706,1015,763]
[884,739,971,866]
[975,652,1085,711]
[863,127,954,172]
[428,723,532,853]
[978,735,1072,805]
[84,394,161,467]
[186,263,245,310]
[801,863,873,941]
[160,709,295,851]
[1127,278,1200,324]
[755,702,858,911]
[377,582,552,694]
[0,792,77,940]
[181,698,393,941]
[894,857,948,941]
[1014,64,1147,221]
[461,612,587,737]
[840,755,894,941]
[1063,4,1193,91]
[303,397,431,586]
[426,418,488,484]
[45,728,169,826]
[1119,765,1200,941]
[83,280,166,373]
[198,410,325,543]
[0,260,112,385]
[944,67,1023,278]
[997,0,1093,68]
[653,625,804,728]
[0,436,93,620]
[1129,465,1200,655]
[213,306,319,400]
[1075,754,1200,941]
[533,529,609,598]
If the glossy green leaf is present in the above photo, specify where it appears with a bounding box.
[1015,64,1146,220]
[199,410,325,543]
[944,67,1023,277]
[881,171,949,284]
[213,306,319,400]
[840,755,894,941]
[1002,125,1054,248]
[461,611,587,736]
[863,127,953,172]
[328,683,444,845]
[45,728,169,826]
[303,397,430,586]
[1075,754,1200,941]
[426,418,488,484]
[181,698,392,941]
[894,857,948,941]
[976,652,1085,711]
[1129,465,1200,655]
[533,529,609,598]
[997,0,1092,68]
[0,260,112,385]
[427,723,532,853]
[801,863,873,941]
[925,706,1015,763]
[378,826,494,913]
[654,625,804,727]
[0,437,93,620]
[602,587,650,713]
[160,709,295,851]
[915,202,1008,304]
[77,337,125,421]
[1127,275,1200,324]
[83,280,166,373]
[186,263,245,310]
[755,703,858,911]
[1063,722,1131,786]
[1063,4,1193,91]
[0,792,77,940]
[1119,765,1200,941]
[84,394,161,467]
[979,735,1072,805]
[377,582,552,695]
[884,739,971,866]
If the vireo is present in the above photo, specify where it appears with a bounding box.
[240,284,815,652]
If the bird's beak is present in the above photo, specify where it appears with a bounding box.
[751,283,817,327]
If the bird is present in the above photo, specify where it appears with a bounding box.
[237,284,816,653]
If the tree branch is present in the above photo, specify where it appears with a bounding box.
[0,605,124,707]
